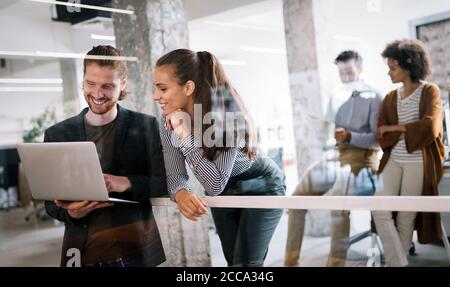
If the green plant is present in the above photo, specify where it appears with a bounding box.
[22,106,57,143]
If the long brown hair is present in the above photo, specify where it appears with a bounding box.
[156,49,257,160]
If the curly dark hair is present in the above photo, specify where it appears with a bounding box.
[381,39,432,82]
[334,50,363,65]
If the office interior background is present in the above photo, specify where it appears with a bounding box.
[1,0,450,267]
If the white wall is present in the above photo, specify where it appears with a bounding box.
[0,2,72,52]
[189,0,299,192]
[0,1,115,146]
[185,0,264,20]
[313,0,450,116]
[189,0,295,153]
[188,0,450,194]
[0,1,69,146]
[2,0,450,148]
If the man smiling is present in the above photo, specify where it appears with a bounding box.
[44,45,167,267]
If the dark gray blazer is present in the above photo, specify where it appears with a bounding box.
[44,104,167,267]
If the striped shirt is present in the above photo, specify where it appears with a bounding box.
[390,82,425,162]
[158,116,253,200]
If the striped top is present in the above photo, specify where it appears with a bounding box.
[390,82,425,162]
[158,116,253,200]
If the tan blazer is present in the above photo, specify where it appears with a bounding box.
[378,83,445,244]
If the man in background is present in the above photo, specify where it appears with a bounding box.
[285,50,382,267]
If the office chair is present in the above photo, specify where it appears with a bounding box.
[344,167,387,265]
[0,166,10,211]
[0,148,21,211]
[17,164,48,221]
[24,203,47,221]
[345,168,419,265]
[0,164,19,211]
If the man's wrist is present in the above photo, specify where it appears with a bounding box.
[346,132,352,143]
[124,176,132,191]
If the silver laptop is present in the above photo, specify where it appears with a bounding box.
[17,142,137,203]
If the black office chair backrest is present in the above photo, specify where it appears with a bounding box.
[0,148,20,189]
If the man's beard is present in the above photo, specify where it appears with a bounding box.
[86,95,117,115]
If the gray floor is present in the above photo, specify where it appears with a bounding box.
[1,206,449,267]
[258,210,450,267]
[0,206,63,267]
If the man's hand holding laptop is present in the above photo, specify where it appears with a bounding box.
[55,173,132,219]
[55,200,113,219]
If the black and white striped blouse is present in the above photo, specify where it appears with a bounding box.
[390,82,425,162]
[158,116,253,200]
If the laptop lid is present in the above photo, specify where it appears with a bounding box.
[17,142,110,202]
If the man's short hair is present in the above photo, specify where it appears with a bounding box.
[334,50,363,66]
[83,45,128,100]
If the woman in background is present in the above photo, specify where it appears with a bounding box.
[373,39,445,267]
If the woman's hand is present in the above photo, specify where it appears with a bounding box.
[174,189,208,221]
[166,109,191,140]
[377,125,391,139]
[377,124,405,139]
[55,200,113,219]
